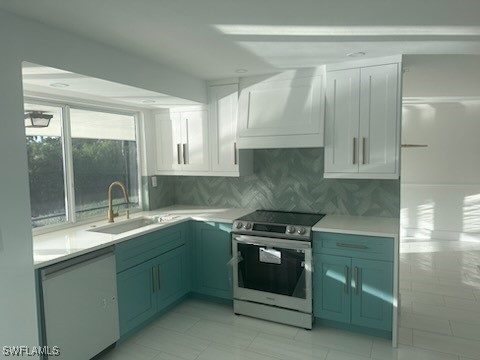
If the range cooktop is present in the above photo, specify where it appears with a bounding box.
[232,210,325,241]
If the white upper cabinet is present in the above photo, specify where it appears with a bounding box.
[237,68,325,149]
[155,111,181,172]
[324,56,402,179]
[181,110,210,171]
[155,108,209,174]
[359,64,399,175]
[209,83,253,176]
[324,68,360,174]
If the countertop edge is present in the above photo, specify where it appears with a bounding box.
[33,208,399,269]
[33,206,252,269]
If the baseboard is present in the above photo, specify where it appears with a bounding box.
[188,292,233,306]
[315,318,392,339]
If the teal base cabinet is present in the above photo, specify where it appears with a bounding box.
[192,221,232,300]
[351,258,393,330]
[117,257,157,335]
[313,232,393,334]
[116,223,189,337]
[314,254,351,324]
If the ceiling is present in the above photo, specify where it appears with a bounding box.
[2,0,480,80]
[22,62,201,109]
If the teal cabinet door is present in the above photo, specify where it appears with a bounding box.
[117,258,157,336]
[351,258,393,331]
[157,245,188,311]
[116,223,190,339]
[314,253,351,323]
[193,222,232,299]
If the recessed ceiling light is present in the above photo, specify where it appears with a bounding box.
[50,82,69,88]
[141,100,156,104]
[235,69,248,74]
[347,52,366,57]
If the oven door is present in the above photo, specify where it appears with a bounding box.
[232,234,312,313]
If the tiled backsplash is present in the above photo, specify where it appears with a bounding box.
[145,148,400,217]
[142,175,175,210]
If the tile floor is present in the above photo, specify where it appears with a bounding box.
[100,237,480,360]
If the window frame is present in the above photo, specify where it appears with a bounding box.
[25,97,144,235]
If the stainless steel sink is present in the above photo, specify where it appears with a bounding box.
[88,215,180,235]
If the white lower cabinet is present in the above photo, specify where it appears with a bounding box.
[155,108,209,174]
[40,249,119,360]
[324,56,402,179]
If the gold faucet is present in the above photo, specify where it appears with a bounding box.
[107,181,130,223]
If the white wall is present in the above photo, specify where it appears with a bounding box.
[401,55,480,240]
[403,55,480,98]
[0,10,206,352]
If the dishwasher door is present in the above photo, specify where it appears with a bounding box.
[40,247,119,360]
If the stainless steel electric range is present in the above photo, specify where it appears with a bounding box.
[231,210,325,329]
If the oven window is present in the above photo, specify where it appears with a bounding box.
[237,243,306,298]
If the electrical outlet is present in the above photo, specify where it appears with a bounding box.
[151,176,157,188]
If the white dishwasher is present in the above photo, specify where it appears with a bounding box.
[40,247,119,360]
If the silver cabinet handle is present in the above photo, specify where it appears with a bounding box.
[183,143,187,164]
[157,265,161,290]
[362,137,366,165]
[354,266,359,295]
[234,142,238,165]
[336,242,369,250]
[344,266,349,294]
[353,137,357,164]
[152,266,157,293]
[177,144,181,165]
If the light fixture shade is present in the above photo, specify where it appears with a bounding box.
[24,111,53,128]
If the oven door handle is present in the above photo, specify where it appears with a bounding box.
[232,235,311,250]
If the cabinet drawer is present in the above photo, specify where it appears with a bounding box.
[116,223,188,273]
[313,232,393,261]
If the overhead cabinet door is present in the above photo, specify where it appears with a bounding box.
[155,110,209,173]
[324,57,401,179]
[209,84,239,173]
[359,64,398,174]
[324,68,360,173]
[181,110,209,171]
[155,112,182,171]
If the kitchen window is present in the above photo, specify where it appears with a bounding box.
[25,101,140,229]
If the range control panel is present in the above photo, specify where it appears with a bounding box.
[232,221,311,241]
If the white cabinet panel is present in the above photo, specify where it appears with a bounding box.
[210,84,238,172]
[237,69,324,149]
[324,56,401,179]
[182,110,209,171]
[324,68,360,173]
[209,83,253,175]
[359,64,399,174]
[155,112,181,171]
[155,109,209,174]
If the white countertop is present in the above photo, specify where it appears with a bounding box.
[33,205,251,269]
[33,206,399,268]
[313,214,399,238]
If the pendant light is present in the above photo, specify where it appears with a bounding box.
[24,111,53,128]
